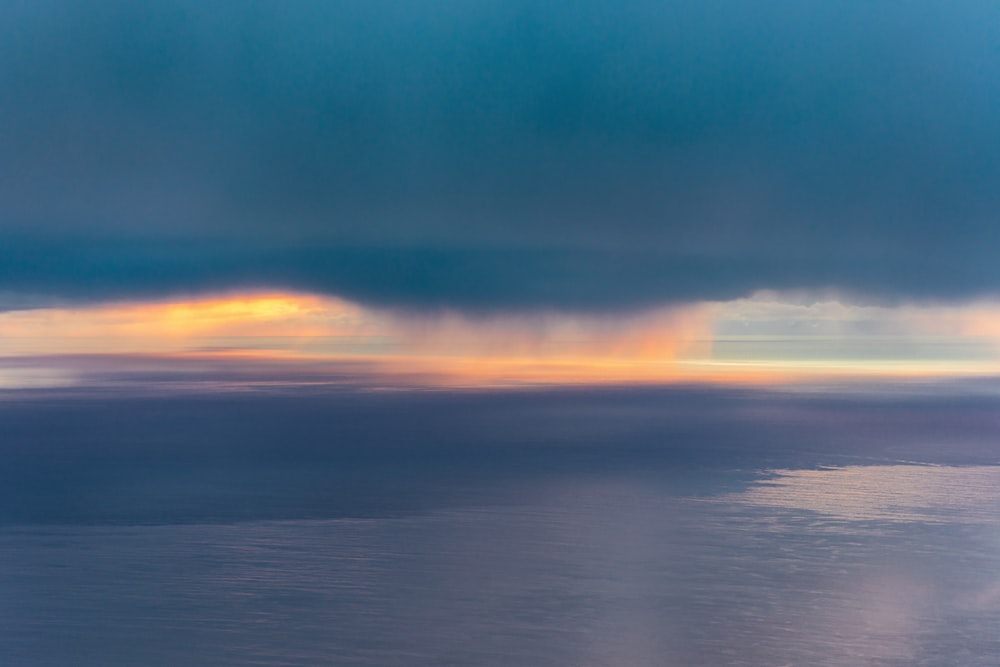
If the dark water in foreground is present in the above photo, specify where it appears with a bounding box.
[3,383,1000,665]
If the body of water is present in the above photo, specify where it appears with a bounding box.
[3,384,1000,665]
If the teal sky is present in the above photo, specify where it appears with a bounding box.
[2,1,1000,312]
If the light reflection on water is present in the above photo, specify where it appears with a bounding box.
[732,464,1000,524]
[3,465,1000,666]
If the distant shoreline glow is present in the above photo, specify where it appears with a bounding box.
[2,290,1000,388]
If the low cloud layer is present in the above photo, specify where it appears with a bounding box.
[3,1,1000,310]
[4,289,1000,389]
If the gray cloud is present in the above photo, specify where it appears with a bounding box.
[3,0,1000,310]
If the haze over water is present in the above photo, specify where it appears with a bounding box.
[3,382,1000,666]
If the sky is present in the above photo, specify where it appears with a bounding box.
[3,1,1000,386]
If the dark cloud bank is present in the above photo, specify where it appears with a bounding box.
[3,1,1000,311]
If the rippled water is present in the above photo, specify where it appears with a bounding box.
[733,464,1000,524]
[5,465,1000,666]
[3,385,1000,665]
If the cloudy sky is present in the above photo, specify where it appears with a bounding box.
[3,1,1000,386]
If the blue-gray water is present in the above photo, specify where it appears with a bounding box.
[3,382,1000,665]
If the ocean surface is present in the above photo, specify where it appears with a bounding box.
[3,382,1000,666]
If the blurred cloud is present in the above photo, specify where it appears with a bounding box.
[0,292,380,353]
[3,1,1000,310]
[3,289,1000,387]
[0,291,719,385]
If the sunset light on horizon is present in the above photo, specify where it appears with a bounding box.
[4,290,1000,388]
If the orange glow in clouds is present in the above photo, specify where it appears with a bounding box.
[3,291,1000,387]
[0,292,723,384]
[0,293,379,354]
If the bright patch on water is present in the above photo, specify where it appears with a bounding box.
[734,464,1000,523]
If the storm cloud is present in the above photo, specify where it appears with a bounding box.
[3,0,1000,310]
